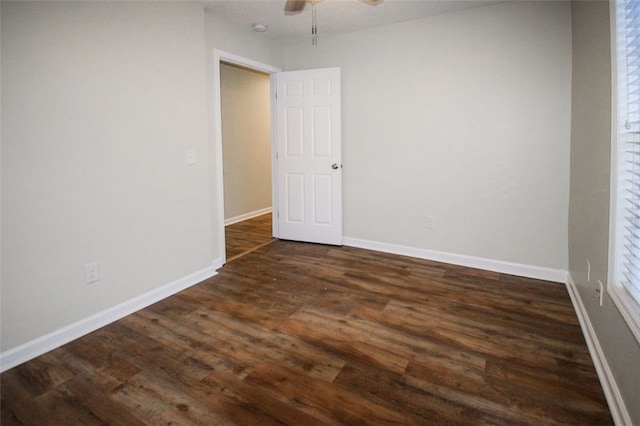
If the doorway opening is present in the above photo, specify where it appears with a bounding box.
[213,50,281,265]
[220,62,274,261]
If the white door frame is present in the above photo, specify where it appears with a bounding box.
[212,49,281,264]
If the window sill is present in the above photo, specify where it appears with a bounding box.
[608,284,640,344]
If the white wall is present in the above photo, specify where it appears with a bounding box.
[205,12,283,68]
[220,63,272,221]
[284,1,571,272]
[1,2,212,352]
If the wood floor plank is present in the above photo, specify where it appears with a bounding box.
[181,308,348,382]
[379,300,592,365]
[484,358,612,424]
[201,365,329,426]
[59,374,148,426]
[111,369,236,426]
[0,217,613,425]
[6,352,76,397]
[0,369,53,425]
[31,384,106,426]
[245,363,413,425]
[332,361,513,426]
[284,307,410,374]
[225,213,274,260]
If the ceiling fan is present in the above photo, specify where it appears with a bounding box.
[284,0,383,45]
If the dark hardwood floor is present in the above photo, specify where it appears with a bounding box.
[1,231,612,424]
[225,213,274,262]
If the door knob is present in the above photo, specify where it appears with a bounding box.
[331,163,341,170]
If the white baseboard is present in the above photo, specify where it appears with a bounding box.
[225,207,272,226]
[212,255,224,271]
[343,237,568,283]
[0,264,219,373]
[565,274,632,426]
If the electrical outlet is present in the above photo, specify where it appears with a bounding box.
[425,216,434,230]
[85,262,100,284]
[596,280,604,306]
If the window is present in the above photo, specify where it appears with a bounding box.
[610,0,640,343]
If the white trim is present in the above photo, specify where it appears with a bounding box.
[212,257,224,271]
[215,50,281,75]
[212,49,281,265]
[608,0,620,288]
[224,207,272,226]
[0,264,218,373]
[343,237,567,283]
[270,72,279,239]
[608,285,640,343]
[566,274,632,426]
[212,49,227,266]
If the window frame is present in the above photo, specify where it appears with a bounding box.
[608,0,640,344]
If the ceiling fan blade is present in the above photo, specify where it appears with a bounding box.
[284,0,307,15]
[359,0,383,5]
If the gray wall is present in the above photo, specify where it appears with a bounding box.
[569,1,640,424]
[1,2,213,350]
[284,1,572,272]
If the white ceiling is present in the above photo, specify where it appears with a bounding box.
[201,0,502,41]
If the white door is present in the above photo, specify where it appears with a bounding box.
[276,67,342,245]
